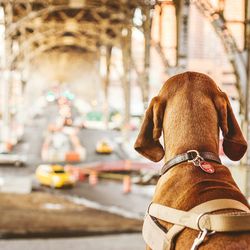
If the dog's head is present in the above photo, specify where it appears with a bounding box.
[134,71,247,162]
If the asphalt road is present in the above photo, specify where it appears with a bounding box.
[0,102,154,217]
[0,103,151,249]
[45,179,154,219]
[0,103,130,176]
[0,233,145,250]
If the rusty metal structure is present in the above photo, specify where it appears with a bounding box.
[0,0,155,139]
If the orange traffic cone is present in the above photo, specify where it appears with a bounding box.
[6,142,13,152]
[89,171,98,186]
[123,175,131,194]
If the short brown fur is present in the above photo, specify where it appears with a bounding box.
[134,71,250,249]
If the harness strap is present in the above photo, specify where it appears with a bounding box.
[149,199,250,232]
[143,213,170,250]
[206,212,250,232]
[143,199,250,250]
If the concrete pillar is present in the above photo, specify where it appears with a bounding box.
[1,3,13,144]
[103,46,112,130]
[141,5,152,109]
[1,70,11,143]
[2,43,13,144]
[176,0,190,69]
[13,71,24,141]
[121,27,132,141]
[244,0,250,197]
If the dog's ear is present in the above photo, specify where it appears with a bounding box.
[214,92,247,161]
[134,96,166,162]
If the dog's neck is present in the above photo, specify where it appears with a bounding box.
[162,95,220,163]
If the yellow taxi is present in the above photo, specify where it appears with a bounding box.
[35,164,75,188]
[95,140,113,154]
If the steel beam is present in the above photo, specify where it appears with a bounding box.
[176,0,190,69]
[141,5,152,108]
[121,27,132,141]
[103,45,112,129]
[244,0,250,197]
[193,0,246,117]
[1,2,13,144]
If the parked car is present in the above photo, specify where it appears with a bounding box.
[96,140,113,154]
[35,164,75,188]
[0,153,27,167]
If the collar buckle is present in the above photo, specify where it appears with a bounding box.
[187,150,204,166]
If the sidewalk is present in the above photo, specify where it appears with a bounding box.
[0,233,144,250]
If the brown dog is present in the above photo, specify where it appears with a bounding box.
[135,71,250,249]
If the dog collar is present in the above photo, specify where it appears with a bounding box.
[160,150,221,175]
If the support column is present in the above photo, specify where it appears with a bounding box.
[1,69,11,144]
[12,71,24,142]
[103,45,112,130]
[244,0,250,197]
[2,3,13,144]
[141,5,152,109]
[176,0,190,69]
[121,27,132,141]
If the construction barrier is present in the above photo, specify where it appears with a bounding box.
[65,151,80,162]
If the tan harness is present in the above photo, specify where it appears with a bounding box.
[143,151,250,250]
[143,199,250,250]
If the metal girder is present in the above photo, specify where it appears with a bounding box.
[176,0,190,69]
[10,28,97,64]
[192,0,246,115]
[152,4,171,69]
[13,37,98,67]
[5,5,63,37]
[154,1,188,73]
[244,0,250,185]
[15,19,123,44]
[151,40,170,68]
[2,1,155,61]
[2,1,141,69]
[141,4,152,106]
[0,0,157,147]
[102,45,112,129]
[3,2,135,39]
[155,0,245,115]
[121,27,132,139]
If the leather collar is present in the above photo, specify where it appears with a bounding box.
[160,150,221,175]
